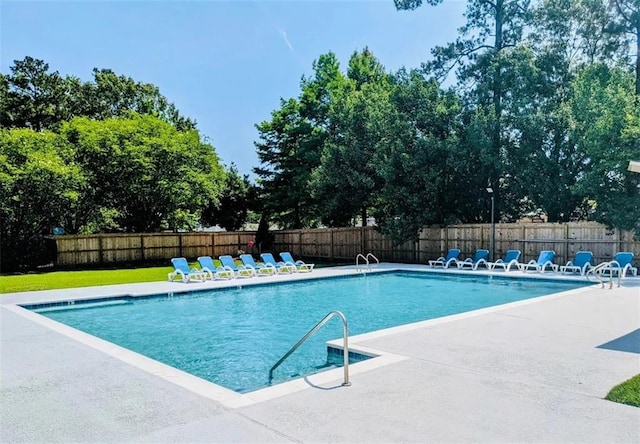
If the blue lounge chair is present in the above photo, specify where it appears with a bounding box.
[197,256,234,280]
[599,252,638,277]
[168,257,206,283]
[219,255,254,278]
[457,249,490,270]
[487,250,521,272]
[560,251,593,275]
[260,252,296,274]
[428,249,460,268]
[240,254,276,276]
[518,250,558,273]
[280,252,314,272]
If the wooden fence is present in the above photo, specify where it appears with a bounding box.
[53,222,639,268]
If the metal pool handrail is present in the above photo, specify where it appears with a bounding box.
[585,261,621,289]
[356,253,368,271]
[356,253,379,271]
[366,253,379,268]
[268,310,351,387]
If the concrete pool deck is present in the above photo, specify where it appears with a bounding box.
[1,264,639,442]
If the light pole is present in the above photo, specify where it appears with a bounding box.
[486,187,495,261]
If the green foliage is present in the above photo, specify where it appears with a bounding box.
[0,57,237,270]
[570,65,640,232]
[201,163,252,231]
[249,1,640,243]
[60,115,225,233]
[0,115,226,270]
[254,98,314,229]
[1,57,195,131]
[0,57,68,131]
[313,49,392,226]
[254,52,346,229]
[373,70,465,243]
[0,129,84,269]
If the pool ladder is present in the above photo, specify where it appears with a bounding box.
[268,310,351,387]
[585,261,622,289]
[356,253,379,271]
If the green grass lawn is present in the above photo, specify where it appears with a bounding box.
[0,266,173,294]
[606,374,640,408]
[0,261,343,294]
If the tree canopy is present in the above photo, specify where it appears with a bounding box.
[253,0,640,243]
[0,57,235,270]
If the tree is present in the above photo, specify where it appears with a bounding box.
[86,68,197,130]
[312,49,391,226]
[395,0,532,221]
[0,129,84,270]
[254,52,347,229]
[60,115,225,233]
[570,65,640,231]
[1,57,196,131]
[254,98,312,228]
[610,0,640,95]
[201,163,252,231]
[0,56,68,130]
[372,69,465,243]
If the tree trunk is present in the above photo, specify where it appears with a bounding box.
[491,0,505,214]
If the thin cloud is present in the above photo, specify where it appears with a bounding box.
[275,26,294,53]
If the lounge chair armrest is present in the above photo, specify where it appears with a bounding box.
[444,258,457,268]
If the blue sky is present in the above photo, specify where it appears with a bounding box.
[1,0,466,176]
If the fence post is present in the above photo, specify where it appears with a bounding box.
[178,233,183,258]
[330,229,334,261]
[564,224,569,264]
[361,226,366,253]
[98,235,104,264]
[140,235,145,262]
[444,226,449,256]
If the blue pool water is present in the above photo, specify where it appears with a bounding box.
[32,272,587,393]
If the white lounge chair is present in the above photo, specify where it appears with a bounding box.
[487,250,521,272]
[168,257,206,283]
[598,252,638,278]
[280,252,314,272]
[197,256,235,280]
[240,254,276,276]
[560,251,593,275]
[428,249,460,268]
[457,249,490,270]
[518,250,558,273]
[219,255,255,278]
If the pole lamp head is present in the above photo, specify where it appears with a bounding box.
[486,187,493,194]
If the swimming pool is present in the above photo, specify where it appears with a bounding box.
[29,271,588,393]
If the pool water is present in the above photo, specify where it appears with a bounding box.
[32,272,587,393]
